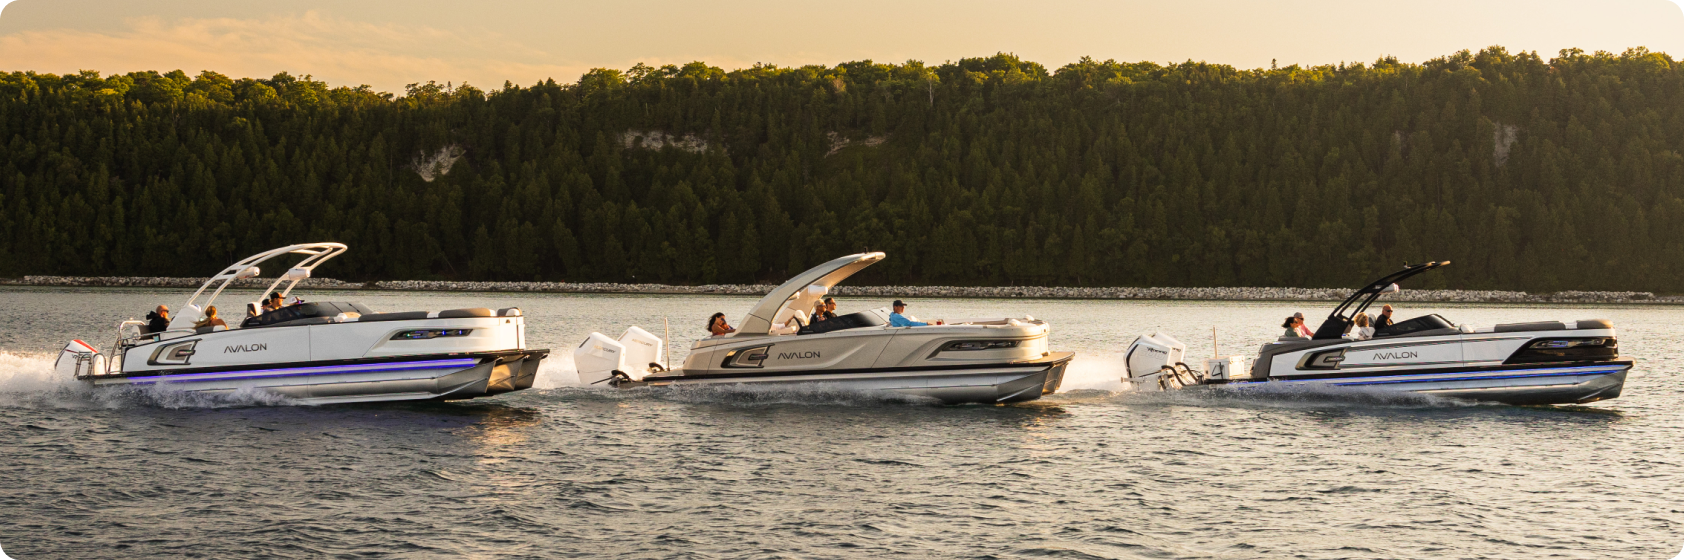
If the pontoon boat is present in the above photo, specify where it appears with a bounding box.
[1124,261,1629,405]
[574,253,1072,404]
[54,243,549,404]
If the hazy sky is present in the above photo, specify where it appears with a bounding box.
[1,0,1681,92]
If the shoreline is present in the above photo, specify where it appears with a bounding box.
[3,275,1678,305]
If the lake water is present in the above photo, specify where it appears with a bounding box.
[0,287,1679,559]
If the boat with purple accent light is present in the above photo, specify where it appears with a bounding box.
[1123,261,1631,405]
[53,243,550,404]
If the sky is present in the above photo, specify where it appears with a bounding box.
[0,0,1681,93]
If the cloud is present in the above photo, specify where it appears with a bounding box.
[0,11,613,91]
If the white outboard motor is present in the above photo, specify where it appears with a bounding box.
[574,332,626,385]
[54,340,106,378]
[1125,332,1186,379]
[617,327,664,376]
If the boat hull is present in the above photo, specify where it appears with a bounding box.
[620,353,1071,404]
[1221,362,1630,405]
[86,350,549,405]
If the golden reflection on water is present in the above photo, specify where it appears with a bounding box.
[462,405,543,449]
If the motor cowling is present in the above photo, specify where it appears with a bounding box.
[617,327,664,378]
[55,340,105,378]
[574,332,626,385]
[1125,332,1186,379]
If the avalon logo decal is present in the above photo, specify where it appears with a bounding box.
[1372,351,1419,360]
[148,340,198,366]
[224,343,268,354]
[778,351,821,360]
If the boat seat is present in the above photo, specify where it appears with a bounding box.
[358,311,430,322]
[800,311,888,335]
[498,308,522,317]
[439,308,493,319]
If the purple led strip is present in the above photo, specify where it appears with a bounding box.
[123,358,481,385]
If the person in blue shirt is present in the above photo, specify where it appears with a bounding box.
[888,300,942,327]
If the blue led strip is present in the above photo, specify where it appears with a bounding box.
[1330,368,1626,387]
[124,358,481,385]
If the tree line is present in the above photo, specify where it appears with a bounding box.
[3,46,1683,292]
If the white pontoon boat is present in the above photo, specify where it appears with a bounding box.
[54,243,549,404]
[574,253,1072,404]
[1124,261,1630,405]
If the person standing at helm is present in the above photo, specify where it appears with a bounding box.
[889,300,943,327]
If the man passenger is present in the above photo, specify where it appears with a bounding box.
[261,292,285,313]
[819,297,839,321]
[1376,305,1396,329]
[144,305,171,334]
[889,300,943,327]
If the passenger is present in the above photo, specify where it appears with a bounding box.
[819,297,839,321]
[261,292,285,313]
[783,307,809,331]
[1351,313,1375,340]
[144,305,171,334]
[809,301,828,323]
[1281,316,1300,338]
[1292,312,1313,337]
[1376,305,1396,329]
[707,312,737,336]
[889,300,943,327]
[194,306,229,330]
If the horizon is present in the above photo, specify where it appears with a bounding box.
[8,45,1674,97]
[1,0,1681,92]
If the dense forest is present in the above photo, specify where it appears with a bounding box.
[3,46,1683,291]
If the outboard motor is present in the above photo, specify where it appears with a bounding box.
[617,327,665,375]
[1125,332,1185,379]
[54,340,105,379]
[1124,332,1203,391]
[574,327,666,385]
[574,332,626,385]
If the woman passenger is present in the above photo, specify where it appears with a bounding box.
[195,306,229,330]
[707,312,736,336]
[809,301,828,323]
[1351,313,1375,340]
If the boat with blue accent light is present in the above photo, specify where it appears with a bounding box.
[1124,261,1630,405]
[53,242,549,404]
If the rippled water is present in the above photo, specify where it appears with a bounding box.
[1,286,1680,559]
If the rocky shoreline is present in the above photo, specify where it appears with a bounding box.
[3,275,1677,305]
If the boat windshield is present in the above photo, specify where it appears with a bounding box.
[242,302,373,328]
[1373,314,1454,338]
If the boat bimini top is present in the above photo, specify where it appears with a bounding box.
[170,242,349,331]
[735,252,885,336]
[1310,260,1449,340]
